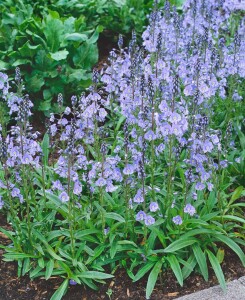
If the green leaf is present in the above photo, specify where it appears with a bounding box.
[44,192,69,215]
[230,186,244,203]
[26,74,45,92]
[86,245,105,265]
[30,266,43,278]
[50,279,68,300]
[64,33,88,42]
[214,235,245,266]
[45,259,54,280]
[215,215,245,224]
[105,212,125,223]
[206,250,226,291]
[87,26,103,44]
[3,253,38,260]
[74,229,100,239]
[12,59,32,67]
[22,258,31,276]
[79,271,114,280]
[73,43,98,69]
[217,248,225,264]
[163,238,197,253]
[167,255,183,286]
[182,254,197,280]
[50,50,69,61]
[192,244,208,281]
[39,99,52,112]
[133,262,155,282]
[41,133,50,165]
[0,60,9,70]
[43,15,64,52]
[146,260,163,299]
[19,41,40,58]
[32,228,64,261]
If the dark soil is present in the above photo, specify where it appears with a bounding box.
[0,213,244,300]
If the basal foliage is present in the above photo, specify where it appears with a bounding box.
[0,1,244,299]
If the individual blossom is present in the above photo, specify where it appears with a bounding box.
[69,280,77,286]
[184,204,196,216]
[59,191,69,203]
[136,210,146,221]
[144,215,155,226]
[133,189,144,203]
[95,177,107,187]
[52,180,64,191]
[172,215,183,225]
[195,182,205,191]
[73,180,82,195]
[123,164,135,175]
[104,227,110,235]
[11,188,20,198]
[149,202,159,212]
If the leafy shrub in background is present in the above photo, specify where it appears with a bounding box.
[0,1,245,300]
[0,2,103,114]
[0,0,159,115]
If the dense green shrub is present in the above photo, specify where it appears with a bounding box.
[0,0,156,114]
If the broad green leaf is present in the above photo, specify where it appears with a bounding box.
[12,59,31,67]
[64,33,87,42]
[192,244,208,281]
[167,255,183,286]
[50,50,69,61]
[0,60,9,70]
[50,279,69,300]
[206,250,226,291]
[26,74,45,92]
[146,260,163,299]
[43,15,64,52]
[73,43,98,69]
[163,238,197,253]
[19,41,40,58]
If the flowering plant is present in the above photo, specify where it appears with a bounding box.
[0,1,244,299]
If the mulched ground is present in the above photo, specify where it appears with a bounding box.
[0,213,244,300]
